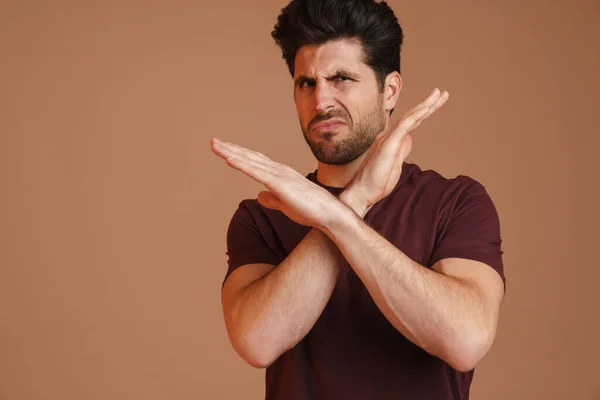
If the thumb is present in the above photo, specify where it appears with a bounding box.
[257,191,281,210]
[398,134,413,162]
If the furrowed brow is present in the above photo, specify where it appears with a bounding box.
[328,69,361,80]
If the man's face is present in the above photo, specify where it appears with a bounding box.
[293,38,387,165]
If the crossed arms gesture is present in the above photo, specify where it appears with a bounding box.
[211,89,504,372]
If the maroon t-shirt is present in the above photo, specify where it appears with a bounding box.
[224,161,505,400]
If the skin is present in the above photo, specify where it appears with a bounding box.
[294,38,396,188]
[295,38,387,171]
[211,39,504,372]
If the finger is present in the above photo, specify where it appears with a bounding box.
[403,88,448,122]
[211,138,237,160]
[405,88,442,115]
[390,105,430,140]
[212,139,269,163]
[377,88,444,143]
[424,91,449,119]
[220,140,271,162]
[398,133,413,161]
[216,141,294,184]
[393,90,450,139]
[213,141,283,180]
[212,139,273,167]
[224,153,278,186]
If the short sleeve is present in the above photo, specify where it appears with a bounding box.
[224,200,281,285]
[428,179,506,290]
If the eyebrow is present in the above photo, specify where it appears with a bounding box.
[294,69,361,87]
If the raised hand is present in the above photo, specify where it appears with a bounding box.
[211,88,448,226]
[342,88,449,215]
[211,139,340,229]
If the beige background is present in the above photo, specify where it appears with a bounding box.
[1,1,599,399]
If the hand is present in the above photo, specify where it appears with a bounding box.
[342,88,449,215]
[211,139,340,229]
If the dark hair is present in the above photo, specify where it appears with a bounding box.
[271,0,403,91]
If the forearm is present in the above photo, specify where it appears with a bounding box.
[322,196,489,371]
[230,227,343,367]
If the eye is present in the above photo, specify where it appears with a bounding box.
[299,80,315,89]
[333,76,351,82]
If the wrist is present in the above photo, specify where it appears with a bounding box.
[339,187,370,219]
[313,193,357,236]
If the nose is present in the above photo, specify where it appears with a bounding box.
[314,81,335,113]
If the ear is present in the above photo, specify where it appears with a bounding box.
[384,71,402,113]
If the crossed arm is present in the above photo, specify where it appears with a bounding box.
[222,187,503,372]
[221,228,343,368]
[323,190,504,372]
[215,89,504,371]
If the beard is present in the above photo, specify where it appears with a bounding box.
[301,95,386,166]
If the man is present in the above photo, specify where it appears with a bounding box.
[211,0,505,398]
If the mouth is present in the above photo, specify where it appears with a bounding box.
[311,119,347,133]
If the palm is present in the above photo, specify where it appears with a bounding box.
[347,89,448,208]
[211,88,449,228]
[261,170,337,227]
[211,139,339,228]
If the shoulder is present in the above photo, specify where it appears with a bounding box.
[398,163,501,230]
[404,162,494,204]
[229,198,271,228]
[228,197,292,233]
